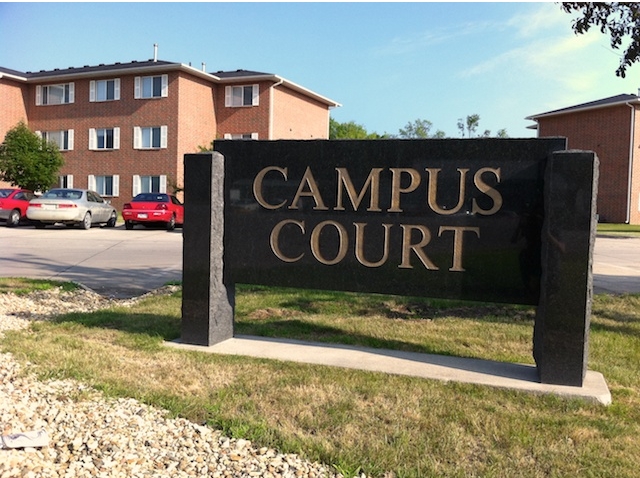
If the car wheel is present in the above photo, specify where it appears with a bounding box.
[34,221,46,229]
[106,211,117,228]
[7,209,20,227]
[81,212,92,230]
[166,215,176,231]
[125,220,134,230]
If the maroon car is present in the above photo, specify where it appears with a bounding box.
[122,193,184,231]
[0,188,36,227]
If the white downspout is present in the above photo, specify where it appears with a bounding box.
[625,101,636,224]
[269,79,284,140]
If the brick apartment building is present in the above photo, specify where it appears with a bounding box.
[527,94,640,224]
[0,59,340,210]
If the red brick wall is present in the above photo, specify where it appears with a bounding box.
[537,104,633,223]
[24,71,216,210]
[0,78,28,188]
[272,85,329,139]
[629,105,640,224]
[175,73,217,192]
[214,81,272,139]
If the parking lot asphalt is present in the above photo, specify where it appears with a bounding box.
[1,224,639,297]
[0,223,183,297]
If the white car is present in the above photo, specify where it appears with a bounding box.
[27,188,117,229]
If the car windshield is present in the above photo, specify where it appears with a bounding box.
[0,189,13,198]
[133,193,169,202]
[42,189,83,200]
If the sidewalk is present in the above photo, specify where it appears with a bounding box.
[593,235,640,294]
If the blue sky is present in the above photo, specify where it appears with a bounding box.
[1,2,638,138]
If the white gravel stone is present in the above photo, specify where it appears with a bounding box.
[0,287,357,478]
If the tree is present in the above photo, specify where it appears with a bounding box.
[457,114,481,138]
[561,2,640,78]
[456,114,508,138]
[330,118,383,139]
[0,121,64,191]
[398,119,446,139]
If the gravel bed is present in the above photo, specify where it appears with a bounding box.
[0,287,362,478]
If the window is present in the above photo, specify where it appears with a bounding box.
[36,83,74,105]
[223,133,259,140]
[89,128,120,150]
[133,126,168,149]
[88,174,119,197]
[59,175,74,188]
[132,175,167,196]
[225,85,259,107]
[37,130,74,151]
[90,79,120,101]
[134,74,168,99]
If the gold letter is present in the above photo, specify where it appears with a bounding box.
[354,222,392,267]
[472,167,502,215]
[270,220,305,262]
[310,221,348,265]
[400,225,438,270]
[426,168,468,215]
[253,166,288,210]
[438,226,480,272]
[389,168,421,213]
[335,168,383,212]
[289,166,329,211]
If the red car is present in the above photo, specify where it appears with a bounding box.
[0,188,36,227]
[122,193,184,231]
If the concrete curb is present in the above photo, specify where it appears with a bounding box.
[166,335,612,406]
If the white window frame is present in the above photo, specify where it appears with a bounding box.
[36,129,74,151]
[132,174,167,196]
[59,175,74,188]
[224,84,259,107]
[134,74,168,99]
[89,79,121,102]
[88,174,119,197]
[89,127,120,150]
[36,83,75,105]
[133,126,168,149]
[223,133,259,140]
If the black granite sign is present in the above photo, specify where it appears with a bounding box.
[182,139,599,387]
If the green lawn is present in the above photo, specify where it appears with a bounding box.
[597,223,640,236]
[1,280,639,477]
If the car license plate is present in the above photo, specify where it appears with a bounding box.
[138,213,148,219]
[42,204,55,210]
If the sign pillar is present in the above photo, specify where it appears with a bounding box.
[181,152,234,346]
[534,151,599,385]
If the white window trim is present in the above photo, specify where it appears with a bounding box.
[133,174,168,196]
[133,126,168,149]
[134,74,168,99]
[224,84,259,107]
[36,129,75,151]
[224,133,259,140]
[59,175,74,188]
[88,174,120,197]
[89,127,120,150]
[89,79,121,102]
[35,83,75,105]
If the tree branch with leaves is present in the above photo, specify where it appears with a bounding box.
[562,2,640,77]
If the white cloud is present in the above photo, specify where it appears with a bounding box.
[506,3,568,38]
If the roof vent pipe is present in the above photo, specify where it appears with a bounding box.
[202,62,206,72]
[153,43,158,62]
